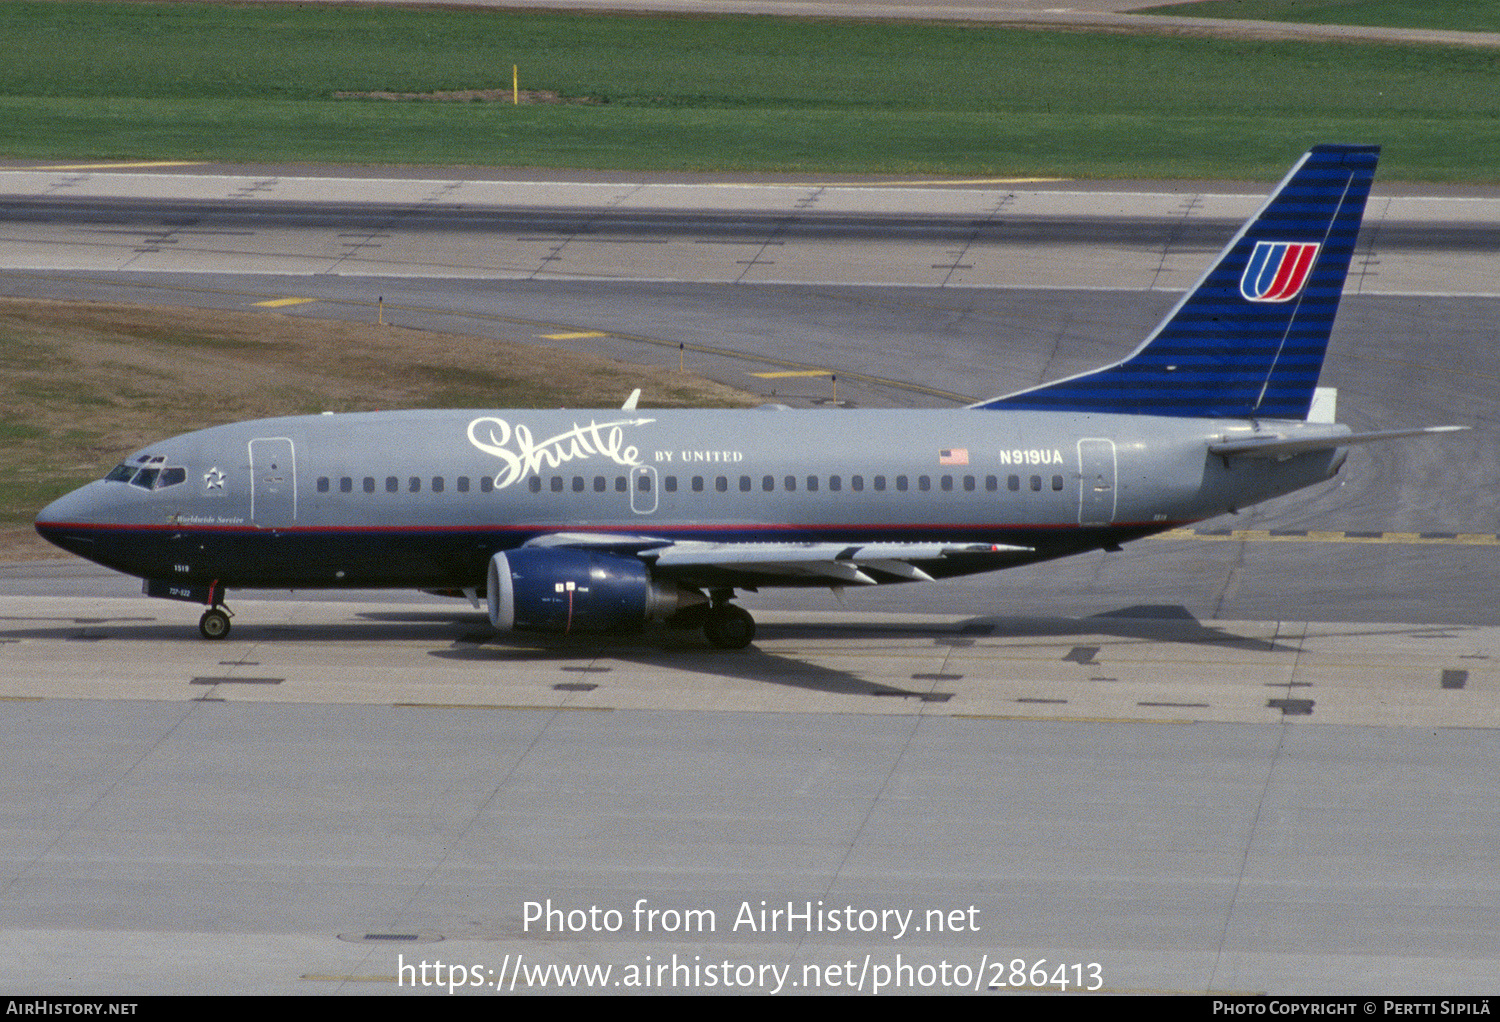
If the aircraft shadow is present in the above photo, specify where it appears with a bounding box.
[0,605,1444,701]
[425,603,1311,696]
[431,628,930,698]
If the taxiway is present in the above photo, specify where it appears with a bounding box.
[1,160,1496,995]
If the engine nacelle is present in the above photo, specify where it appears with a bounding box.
[487,548,704,634]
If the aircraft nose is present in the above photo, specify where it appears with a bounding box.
[36,484,93,525]
[34,483,108,554]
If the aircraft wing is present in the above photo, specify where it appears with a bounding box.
[520,534,1033,586]
[644,540,1033,585]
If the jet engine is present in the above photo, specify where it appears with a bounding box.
[487,548,705,634]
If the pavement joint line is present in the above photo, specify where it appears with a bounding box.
[390,702,613,711]
[951,713,1193,724]
[1158,528,1500,546]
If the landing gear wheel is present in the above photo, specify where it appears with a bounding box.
[704,603,755,649]
[199,608,232,641]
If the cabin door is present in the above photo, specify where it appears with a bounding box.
[1077,438,1117,526]
[249,437,297,526]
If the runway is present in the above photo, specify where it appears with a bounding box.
[1,162,1497,995]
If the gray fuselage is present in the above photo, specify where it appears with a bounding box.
[35,406,1343,592]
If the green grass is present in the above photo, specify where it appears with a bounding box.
[1139,1,1500,34]
[1,2,1498,180]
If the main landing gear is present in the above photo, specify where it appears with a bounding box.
[703,596,755,650]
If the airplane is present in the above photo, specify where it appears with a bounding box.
[34,144,1463,649]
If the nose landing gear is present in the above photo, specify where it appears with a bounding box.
[143,578,235,640]
[199,605,233,640]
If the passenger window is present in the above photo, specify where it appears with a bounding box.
[573,476,585,493]
[528,477,542,493]
[692,476,704,492]
[340,477,353,494]
[637,474,651,492]
[481,476,494,493]
[594,476,605,492]
[1030,475,1042,491]
[716,476,728,493]
[896,476,908,492]
[615,477,627,492]
[1008,475,1020,492]
[762,475,774,492]
[852,475,864,492]
[829,475,841,491]
[432,477,444,493]
[918,475,930,492]
[551,476,564,493]
[1052,475,1064,491]
[739,476,751,492]
[873,475,885,491]
[963,475,975,492]
[664,476,677,493]
[941,475,953,492]
[317,477,330,493]
[409,476,421,493]
[364,477,376,494]
[386,476,398,493]
[458,477,470,493]
[806,476,818,492]
[986,475,998,492]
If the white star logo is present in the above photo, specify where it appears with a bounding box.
[203,467,226,490]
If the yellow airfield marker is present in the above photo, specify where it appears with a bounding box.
[541,330,608,340]
[751,370,832,378]
[253,297,317,308]
[28,161,203,171]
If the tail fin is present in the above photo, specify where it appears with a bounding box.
[975,144,1379,419]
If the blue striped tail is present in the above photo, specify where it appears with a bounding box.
[975,144,1379,419]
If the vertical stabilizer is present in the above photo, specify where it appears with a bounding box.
[975,144,1379,419]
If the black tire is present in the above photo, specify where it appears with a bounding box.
[704,604,755,649]
[199,608,231,640]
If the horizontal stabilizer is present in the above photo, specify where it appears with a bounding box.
[1210,425,1468,458]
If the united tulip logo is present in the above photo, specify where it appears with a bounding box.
[1240,241,1320,302]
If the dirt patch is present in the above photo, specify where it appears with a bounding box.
[334,89,600,104]
[1,297,754,561]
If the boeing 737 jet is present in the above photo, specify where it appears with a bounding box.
[35,145,1460,648]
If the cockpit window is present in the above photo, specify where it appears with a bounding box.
[104,457,189,491]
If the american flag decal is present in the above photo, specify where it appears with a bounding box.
[939,448,969,465]
[1240,241,1320,303]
